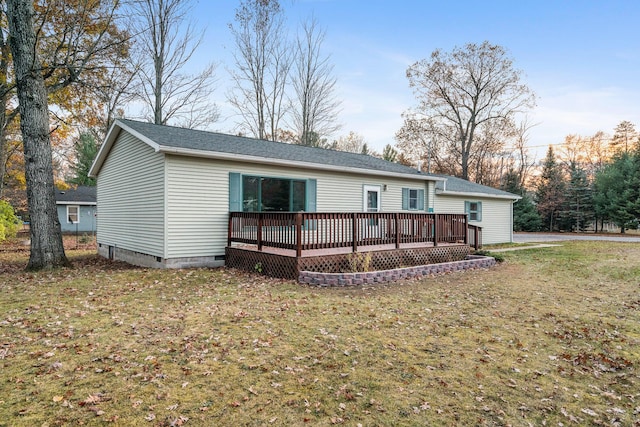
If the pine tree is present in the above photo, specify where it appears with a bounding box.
[501,169,542,232]
[560,161,593,232]
[68,133,99,186]
[593,152,640,233]
[535,147,566,231]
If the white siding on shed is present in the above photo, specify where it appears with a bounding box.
[434,194,514,244]
[97,132,165,257]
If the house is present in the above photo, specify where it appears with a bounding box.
[89,119,520,269]
[55,186,97,233]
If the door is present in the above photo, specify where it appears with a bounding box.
[362,185,381,237]
[363,185,380,213]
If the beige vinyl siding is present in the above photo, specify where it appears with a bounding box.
[434,194,514,244]
[165,155,228,258]
[164,157,436,258]
[97,132,165,257]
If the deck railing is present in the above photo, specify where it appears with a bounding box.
[228,212,481,257]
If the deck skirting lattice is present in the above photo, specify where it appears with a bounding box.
[225,245,476,282]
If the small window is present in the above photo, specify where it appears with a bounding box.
[408,189,418,210]
[465,201,482,221]
[67,205,79,223]
[402,188,425,211]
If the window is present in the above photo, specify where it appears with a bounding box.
[402,188,425,211]
[242,175,307,212]
[67,205,79,223]
[465,201,482,221]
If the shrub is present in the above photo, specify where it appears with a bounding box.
[0,200,20,242]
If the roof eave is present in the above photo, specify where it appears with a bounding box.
[56,201,97,206]
[435,189,521,200]
[158,145,447,182]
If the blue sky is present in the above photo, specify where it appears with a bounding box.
[188,0,640,160]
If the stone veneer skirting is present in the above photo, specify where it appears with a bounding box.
[298,255,496,287]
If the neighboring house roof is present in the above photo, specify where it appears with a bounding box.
[55,186,97,205]
[89,119,445,182]
[432,174,521,200]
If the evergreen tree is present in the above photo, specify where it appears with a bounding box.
[501,169,542,232]
[560,161,593,231]
[68,133,99,186]
[535,147,566,231]
[593,152,640,233]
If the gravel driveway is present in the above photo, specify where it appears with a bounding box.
[513,232,640,243]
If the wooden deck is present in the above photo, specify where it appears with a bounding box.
[226,212,480,280]
[228,212,481,257]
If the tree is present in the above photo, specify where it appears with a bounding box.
[228,0,291,140]
[290,16,341,146]
[0,199,19,242]
[501,169,542,232]
[68,133,99,186]
[6,0,69,269]
[133,0,218,128]
[330,131,367,153]
[593,152,640,233]
[609,120,637,154]
[405,41,535,180]
[382,144,398,163]
[560,161,593,232]
[535,147,566,232]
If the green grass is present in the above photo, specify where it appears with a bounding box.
[0,240,639,426]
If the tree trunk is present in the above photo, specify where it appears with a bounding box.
[7,0,69,270]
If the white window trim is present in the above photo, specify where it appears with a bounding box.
[363,185,381,213]
[67,205,79,224]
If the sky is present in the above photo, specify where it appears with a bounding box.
[181,0,640,162]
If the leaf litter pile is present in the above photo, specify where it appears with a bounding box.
[0,241,639,426]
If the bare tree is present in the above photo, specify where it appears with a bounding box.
[405,41,535,181]
[228,0,291,141]
[290,16,341,146]
[133,0,218,128]
[6,0,69,269]
[609,120,637,154]
[330,131,367,154]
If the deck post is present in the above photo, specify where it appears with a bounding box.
[352,213,358,253]
[433,214,439,247]
[474,226,480,250]
[257,213,263,251]
[395,213,400,249]
[228,213,233,247]
[295,212,302,257]
[464,214,469,246]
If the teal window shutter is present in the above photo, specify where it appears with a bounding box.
[477,201,482,221]
[229,172,242,211]
[402,188,409,210]
[418,189,425,211]
[306,179,317,212]
[464,200,470,214]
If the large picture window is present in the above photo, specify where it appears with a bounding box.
[242,176,307,212]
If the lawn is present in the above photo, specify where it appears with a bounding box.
[0,240,639,426]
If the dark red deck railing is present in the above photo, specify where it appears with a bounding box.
[228,212,481,256]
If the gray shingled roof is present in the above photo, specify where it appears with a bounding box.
[432,174,519,199]
[118,119,426,178]
[55,186,96,204]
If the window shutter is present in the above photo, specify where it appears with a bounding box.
[418,189,425,211]
[477,201,482,221]
[402,188,409,210]
[229,172,242,211]
[464,200,470,214]
[306,179,317,212]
